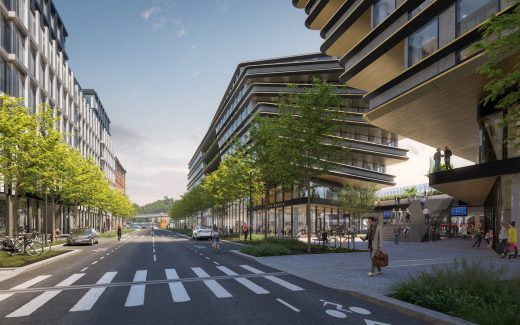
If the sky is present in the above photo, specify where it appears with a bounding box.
[54,0,471,205]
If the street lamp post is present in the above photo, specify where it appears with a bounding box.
[248,170,252,241]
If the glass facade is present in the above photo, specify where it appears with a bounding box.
[373,0,396,27]
[407,18,438,66]
[409,0,434,18]
[457,0,499,36]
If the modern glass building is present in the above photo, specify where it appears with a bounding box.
[292,0,519,239]
[0,0,121,236]
[188,53,408,234]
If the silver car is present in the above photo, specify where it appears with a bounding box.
[68,228,99,245]
[192,226,212,240]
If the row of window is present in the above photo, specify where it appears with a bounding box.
[216,85,247,133]
[336,129,398,147]
[372,0,502,67]
[217,102,253,148]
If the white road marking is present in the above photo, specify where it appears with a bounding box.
[213,261,220,265]
[106,253,110,256]
[0,275,52,302]
[217,266,269,295]
[100,256,104,260]
[191,267,232,298]
[205,257,210,260]
[153,248,155,253]
[80,267,88,272]
[240,265,304,291]
[199,253,203,256]
[91,261,98,265]
[165,269,190,302]
[153,254,157,262]
[70,272,117,312]
[276,298,300,312]
[125,270,147,307]
[6,273,85,318]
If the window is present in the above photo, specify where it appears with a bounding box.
[457,0,499,36]
[373,0,396,27]
[407,18,438,66]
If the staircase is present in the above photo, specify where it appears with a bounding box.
[382,195,456,242]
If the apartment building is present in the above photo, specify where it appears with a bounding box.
[293,0,519,233]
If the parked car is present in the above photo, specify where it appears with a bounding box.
[67,228,99,246]
[192,226,212,240]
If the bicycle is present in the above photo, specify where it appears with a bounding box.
[31,232,52,254]
[4,234,44,256]
[211,237,220,254]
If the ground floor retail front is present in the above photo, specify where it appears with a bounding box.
[176,197,373,237]
[0,194,122,237]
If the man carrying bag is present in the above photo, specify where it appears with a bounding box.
[363,217,387,276]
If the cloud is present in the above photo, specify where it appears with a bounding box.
[152,16,171,29]
[141,7,160,20]
[172,18,187,37]
[215,0,233,15]
[192,71,201,78]
[191,43,199,50]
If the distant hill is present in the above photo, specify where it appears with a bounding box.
[137,197,174,214]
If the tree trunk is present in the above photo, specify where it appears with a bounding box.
[305,171,311,253]
[51,195,56,243]
[264,188,268,239]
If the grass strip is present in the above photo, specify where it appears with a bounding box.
[0,249,71,268]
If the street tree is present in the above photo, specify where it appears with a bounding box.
[339,184,377,249]
[475,1,520,145]
[250,78,350,251]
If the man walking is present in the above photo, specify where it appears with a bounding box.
[242,223,249,241]
[472,224,484,249]
[422,206,430,224]
[394,226,401,244]
[117,224,122,241]
[405,208,412,223]
[363,217,384,277]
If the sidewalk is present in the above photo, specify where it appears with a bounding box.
[255,238,520,294]
[247,238,519,324]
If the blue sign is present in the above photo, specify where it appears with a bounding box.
[451,206,468,216]
[383,210,392,219]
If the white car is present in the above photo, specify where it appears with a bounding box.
[192,226,212,240]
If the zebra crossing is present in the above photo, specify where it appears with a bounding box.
[0,264,304,318]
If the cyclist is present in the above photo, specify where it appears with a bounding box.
[117,224,122,241]
[211,224,220,253]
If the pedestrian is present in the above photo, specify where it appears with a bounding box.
[362,217,384,277]
[484,229,493,250]
[396,196,401,206]
[420,196,426,209]
[117,224,122,241]
[499,224,508,258]
[422,207,430,224]
[242,223,249,241]
[433,148,442,172]
[394,226,401,244]
[403,226,411,244]
[397,208,403,224]
[462,224,468,240]
[507,221,518,259]
[405,208,412,223]
[349,224,357,246]
[472,225,484,249]
[444,146,452,169]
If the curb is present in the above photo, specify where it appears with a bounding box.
[229,249,259,261]
[343,290,477,325]
[0,249,82,283]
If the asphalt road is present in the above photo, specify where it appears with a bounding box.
[0,229,428,325]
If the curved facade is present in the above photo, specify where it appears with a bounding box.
[293,0,520,238]
[188,53,408,233]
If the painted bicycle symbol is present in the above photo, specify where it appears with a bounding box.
[320,299,371,319]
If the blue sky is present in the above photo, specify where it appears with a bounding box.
[53,0,471,205]
[53,0,324,205]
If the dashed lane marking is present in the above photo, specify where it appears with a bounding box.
[276,298,300,312]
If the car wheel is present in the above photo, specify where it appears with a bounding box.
[90,238,94,246]
[195,234,198,240]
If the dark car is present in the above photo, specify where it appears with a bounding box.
[68,228,99,246]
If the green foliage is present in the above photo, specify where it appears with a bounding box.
[391,260,520,325]
[240,242,292,256]
[137,197,174,214]
[474,1,520,146]
[0,95,135,237]
[339,184,376,214]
